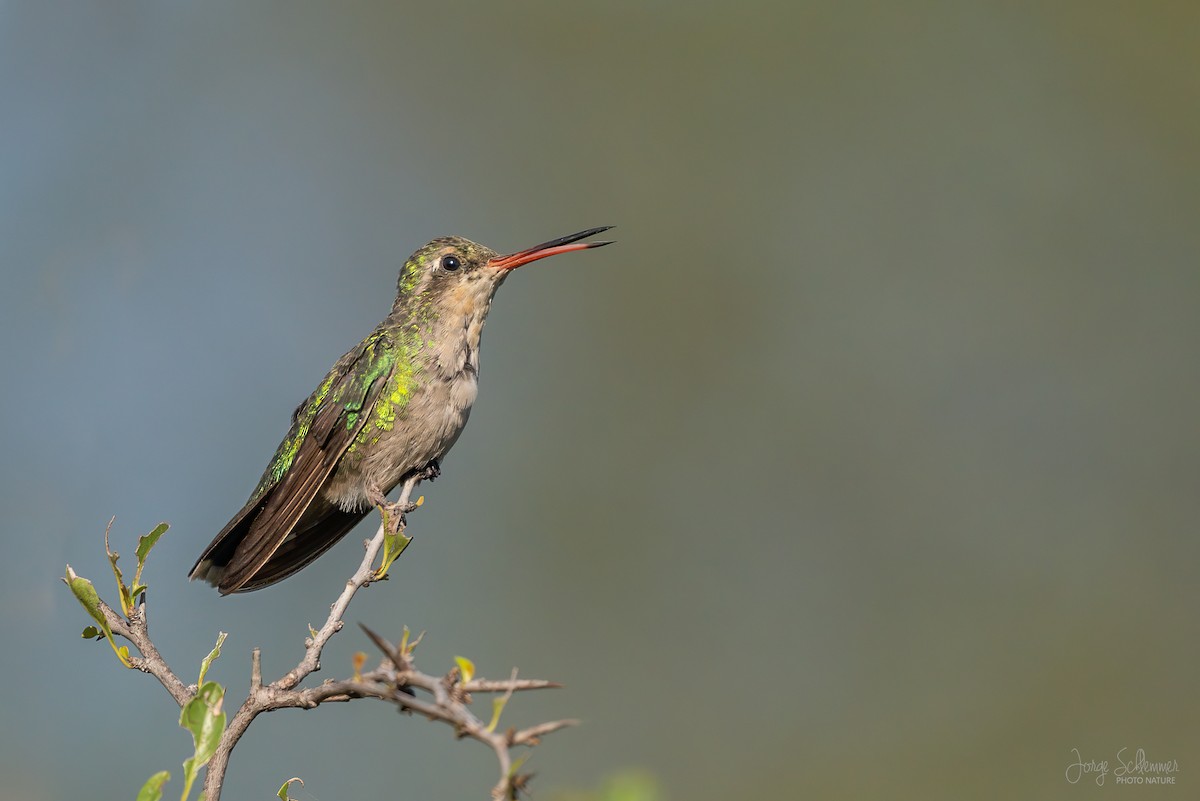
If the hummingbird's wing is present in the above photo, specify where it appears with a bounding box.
[190,331,400,593]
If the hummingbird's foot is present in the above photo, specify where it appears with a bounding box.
[415,459,441,482]
[378,501,418,536]
[366,485,419,535]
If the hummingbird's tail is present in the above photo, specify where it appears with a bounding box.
[190,498,369,594]
[234,505,369,592]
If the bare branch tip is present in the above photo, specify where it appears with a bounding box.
[251,648,263,689]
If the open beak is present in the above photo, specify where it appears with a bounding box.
[487,226,614,270]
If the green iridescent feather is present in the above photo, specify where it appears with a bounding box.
[249,330,419,503]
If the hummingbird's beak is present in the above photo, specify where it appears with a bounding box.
[487,226,614,270]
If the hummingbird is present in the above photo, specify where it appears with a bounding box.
[190,226,613,594]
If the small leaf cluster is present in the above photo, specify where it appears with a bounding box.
[65,519,166,663]
[65,520,231,801]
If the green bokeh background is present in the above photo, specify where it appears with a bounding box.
[3,3,1197,799]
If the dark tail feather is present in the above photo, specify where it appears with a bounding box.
[189,496,266,588]
[225,505,369,593]
[191,492,371,594]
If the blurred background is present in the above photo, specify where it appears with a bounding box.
[2,2,1197,799]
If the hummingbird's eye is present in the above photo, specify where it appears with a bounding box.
[440,255,461,272]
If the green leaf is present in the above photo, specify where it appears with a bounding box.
[197,632,227,686]
[67,568,105,627]
[178,681,226,801]
[81,625,103,640]
[277,777,304,800]
[136,522,169,564]
[487,695,507,733]
[179,756,199,801]
[136,770,171,801]
[600,771,663,801]
[374,527,412,580]
[182,682,226,763]
[103,519,136,617]
[65,565,131,667]
[454,655,475,684]
[133,522,169,591]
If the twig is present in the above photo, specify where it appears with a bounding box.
[94,593,194,707]
[72,477,574,801]
[201,476,420,799]
[465,678,562,693]
[512,718,579,746]
[349,628,577,801]
[276,476,419,692]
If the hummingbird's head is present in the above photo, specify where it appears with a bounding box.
[391,227,613,316]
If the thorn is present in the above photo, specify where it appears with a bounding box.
[359,623,401,666]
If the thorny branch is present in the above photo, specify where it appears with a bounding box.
[70,475,574,801]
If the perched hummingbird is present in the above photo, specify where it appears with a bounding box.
[190,226,613,594]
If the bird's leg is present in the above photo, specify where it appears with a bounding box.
[415,459,441,482]
[366,484,419,536]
